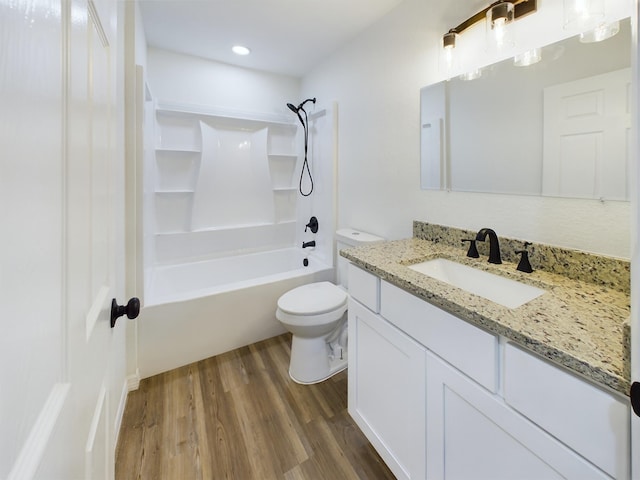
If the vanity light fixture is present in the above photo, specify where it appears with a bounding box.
[486,2,515,52]
[441,31,459,71]
[441,0,537,72]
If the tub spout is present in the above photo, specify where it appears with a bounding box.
[302,240,316,248]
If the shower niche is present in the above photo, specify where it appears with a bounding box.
[152,103,300,264]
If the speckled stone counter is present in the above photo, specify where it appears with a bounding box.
[340,226,631,396]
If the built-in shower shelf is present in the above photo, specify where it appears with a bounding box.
[155,190,195,194]
[156,101,298,128]
[156,146,202,153]
[151,100,300,256]
[269,154,297,190]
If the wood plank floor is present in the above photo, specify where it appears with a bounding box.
[116,333,395,479]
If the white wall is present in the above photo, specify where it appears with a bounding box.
[302,0,632,258]
[147,48,301,116]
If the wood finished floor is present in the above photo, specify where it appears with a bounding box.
[115,333,395,479]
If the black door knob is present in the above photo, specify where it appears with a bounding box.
[631,382,640,417]
[110,297,140,328]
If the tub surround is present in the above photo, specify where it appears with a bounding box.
[340,222,630,395]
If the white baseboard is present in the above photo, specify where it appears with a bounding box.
[113,370,141,454]
[126,369,140,392]
[114,370,140,445]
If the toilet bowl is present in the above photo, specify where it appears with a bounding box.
[276,228,384,384]
[276,282,348,384]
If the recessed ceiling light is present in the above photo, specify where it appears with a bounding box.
[232,45,251,56]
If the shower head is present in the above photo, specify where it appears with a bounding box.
[287,103,305,125]
[287,98,316,113]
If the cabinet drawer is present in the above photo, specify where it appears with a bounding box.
[348,264,380,313]
[380,280,498,392]
[504,343,629,479]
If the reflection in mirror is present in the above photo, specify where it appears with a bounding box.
[421,18,630,200]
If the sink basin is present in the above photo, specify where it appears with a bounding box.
[408,258,545,309]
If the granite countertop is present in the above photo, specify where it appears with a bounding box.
[341,237,631,396]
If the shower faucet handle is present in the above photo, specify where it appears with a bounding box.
[305,216,319,233]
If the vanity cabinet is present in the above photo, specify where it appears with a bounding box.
[426,351,612,480]
[348,299,426,480]
[347,263,630,480]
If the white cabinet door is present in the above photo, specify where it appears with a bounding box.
[348,298,426,480]
[426,352,611,480]
[504,343,629,479]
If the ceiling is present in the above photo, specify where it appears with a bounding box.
[138,0,405,78]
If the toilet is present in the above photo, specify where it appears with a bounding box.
[276,228,384,384]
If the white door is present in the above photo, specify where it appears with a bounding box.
[631,3,640,478]
[1,1,127,479]
[542,68,631,200]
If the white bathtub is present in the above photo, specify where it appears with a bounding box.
[138,248,333,379]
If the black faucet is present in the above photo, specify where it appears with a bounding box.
[302,240,316,248]
[475,228,502,264]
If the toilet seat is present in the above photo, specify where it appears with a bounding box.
[277,281,347,316]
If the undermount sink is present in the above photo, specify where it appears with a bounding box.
[408,258,545,309]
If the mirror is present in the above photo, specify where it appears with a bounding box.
[421,18,631,200]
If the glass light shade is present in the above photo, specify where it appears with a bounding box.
[486,2,515,52]
[439,32,460,75]
[563,0,605,31]
[514,48,542,66]
[579,21,620,42]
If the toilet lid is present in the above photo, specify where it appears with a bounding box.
[277,282,347,315]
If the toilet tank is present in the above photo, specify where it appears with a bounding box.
[335,228,385,288]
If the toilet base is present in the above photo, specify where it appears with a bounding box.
[288,334,348,385]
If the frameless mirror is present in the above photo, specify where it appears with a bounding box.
[421,18,631,200]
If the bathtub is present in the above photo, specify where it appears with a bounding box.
[137,248,333,379]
